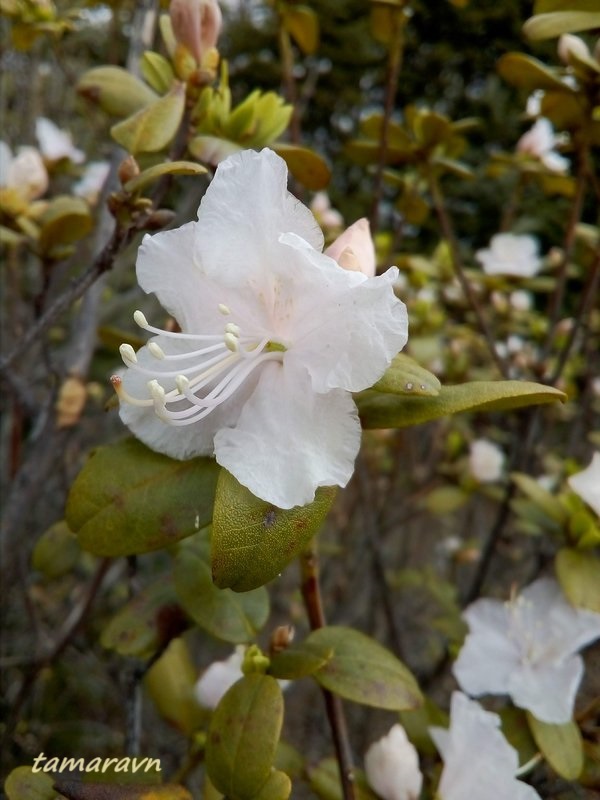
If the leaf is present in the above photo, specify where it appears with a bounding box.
[357,380,566,430]
[189,135,242,165]
[38,196,92,256]
[54,783,192,800]
[32,521,80,580]
[524,10,600,39]
[78,66,158,117]
[307,626,422,711]
[269,640,333,680]
[555,548,600,612]
[4,767,57,800]
[211,469,336,592]
[511,473,566,521]
[206,674,284,800]
[308,758,377,800]
[283,5,319,55]
[271,144,331,190]
[497,53,574,93]
[527,714,584,780]
[140,50,175,94]
[123,161,207,194]
[251,771,291,800]
[372,353,441,396]
[100,578,185,658]
[66,438,219,557]
[173,534,269,643]
[111,83,186,155]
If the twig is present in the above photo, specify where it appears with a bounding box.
[300,546,357,800]
[278,23,301,145]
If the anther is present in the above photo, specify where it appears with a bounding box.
[148,342,166,360]
[110,375,122,390]
[148,379,166,403]
[119,344,138,364]
[224,322,241,336]
[176,374,190,393]
[134,310,149,329]
[224,332,239,352]
[218,304,231,315]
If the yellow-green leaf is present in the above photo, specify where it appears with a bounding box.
[66,438,219,557]
[527,714,584,780]
[123,160,207,194]
[145,638,205,736]
[211,469,336,592]
[497,53,575,93]
[140,50,175,94]
[206,674,284,800]
[555,548,600,612]
[372,353,441,396]
[78,66,158,117]
[269,640,333,680]
[283,5,319,55]
[524,10,600,39]
[357,380,566,429]
[271,143,331,190]
[111,83,185,155]
[38,196,92,256]
[4,767,57,800]
[32,521,80,580]
[251,771,291,800]
[189,135,242,165]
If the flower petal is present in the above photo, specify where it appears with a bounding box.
[568,452,600,517]
[508,657,583,724]
[194,148,324,286]
[325,218,376,277]
[213,360,362,508]
[453,611,520,697]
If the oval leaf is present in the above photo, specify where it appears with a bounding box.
[32,520,80,579]
[4,767,56,800]
[527,713,584,780]
[211,469,336,592]
[38,196,92,255]
[111,83,185,155]
[206,674,284,800]
[269,640,333,680]
[307,626,422,711]
[173,534,269,643]
[372,353,441,397]
[308,758,378,800]
[524,10,600,39]
[54,783,191,800]
[140,50,175,94]
[252,770,292,800]
[271,143,331,190]
[283,5,319,55]
[357,380,566,429]
[66,438,219,557]
[555,548,600,612]
[78,66,158,117]
[124,160,207,195]
[497,53,574,93]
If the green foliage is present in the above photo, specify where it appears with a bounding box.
[527,713,584,780]
[555,548,600,612]
[110,83,186,154]
[77,66,159,118]
[308,758,377,800]
[3,768,57,800]
[32,520,80,580]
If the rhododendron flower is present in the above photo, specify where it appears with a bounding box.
[475,233,542,278]
[0,141,48,201]
[453,578,600,724]
[170,0,222,64]
[468,438,505,483]
[568,452,600,517]
[114,149,408,508]
[325,218,376,277]
[194,645,245,708]
[517,118,569,174]
[310,191,344,230]
[364,724,423,800]
[430,692,541,800]
[73,161,110,205]
[35,117,85,164]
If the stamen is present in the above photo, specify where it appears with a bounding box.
[148,342,166,359]
[224,322,241,336]
[110,374,153,407]
[224,333,239,352]
[218,304,231,315]
[119,344,138,364]
[133,310,223,342]
[133,310,149,329]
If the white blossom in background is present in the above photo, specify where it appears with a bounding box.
[453,578,600,724]
[35,117,85,164]
[0,141,48,201]
[475,233,542,278]
[568,452,600,517]
[73,161,111,205]
[364,724,423,800]
[509,289,532,312]
[469,439,505,483]
[525,90,544,118]
[310,191,344,230]
[114,149,408,509]
[194,645,245,708]
[557,33,591,65]
[325,218,376,277]
[517,118,569,174]
[430,692,541,800]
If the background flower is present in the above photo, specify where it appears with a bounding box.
[475,233,542,278]
[364,724,423,800]
[568,452,600,517]
[469,438,505,483]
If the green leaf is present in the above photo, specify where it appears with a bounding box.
[283,5,319,55]
[111,83,186,154]
[251,771,292,800]
[78,66,158,117]
[524,10,600,39]
[66,438,219,557]
[555,548,600,612]
[271,144,331,190]
[307,626,422,711]
[38,196,92,256]
[173,533,269,643]
[511,473,566,521]
[189,135,242,165]
[140,50,175,94]
[206,674,284,800]
[100,578,184,658]
[54,783,191,800]
[308,758,377,800]
[269,640,333,680]
[372,353,441,396]
[211,469,336,592]
[124,161,207,194]
[4,767,57,800]
[32,521,80,579]
[357,380,566,429]
[527,714,584,780]
[497,53,574,93]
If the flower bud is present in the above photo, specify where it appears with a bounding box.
[468,438,505,483]
[365,724,423,800]
[325,218,376,277]
[169,0,222,65]
[557,34,590,66]
[118,154,140,186]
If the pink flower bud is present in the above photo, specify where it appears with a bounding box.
[557,33,590,66]
[169,0,222,65]
[325,218,376,277]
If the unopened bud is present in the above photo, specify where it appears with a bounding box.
[118,155,140,186]
[270,625,295,654]
[56,376,87,428]
[557,34,590,66]
[144,209,177,230]
[170,0,222,66]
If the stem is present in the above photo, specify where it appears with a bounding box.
[278,22,301,145]
[300,546,357,800]
[427,168,509,378]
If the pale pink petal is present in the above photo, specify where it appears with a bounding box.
[325,218,376,277]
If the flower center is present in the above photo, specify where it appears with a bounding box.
[111,306,286,426]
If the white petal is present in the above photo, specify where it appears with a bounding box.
[279,233,408,392]
[508,657,583,724]
[7,146,48,200]
[568,452,600,517]
[194,149,324,286]
[325,218,376,277]
[35,117,85,163]
[214,360,362,508]
[541,151,569,174]
[194,646,245,709]
[0,141,12,187]
[364,724,423,800]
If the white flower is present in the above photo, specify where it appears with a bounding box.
[509,290,532,312]
[73,161,111,204]
[469,439,505,483]
[194,645,245,708]
[475,233,542,278]
[516,118,569,174]
[324,218,376,277]
[35,117,85,164]
[364,724,423,800]
[430,692,541,800]
[114,149,408,509]
[568,452,600,517]
[310,191,344,230]
[453,578,600,724]
[0,141,48,201]
[525,90,544,118]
